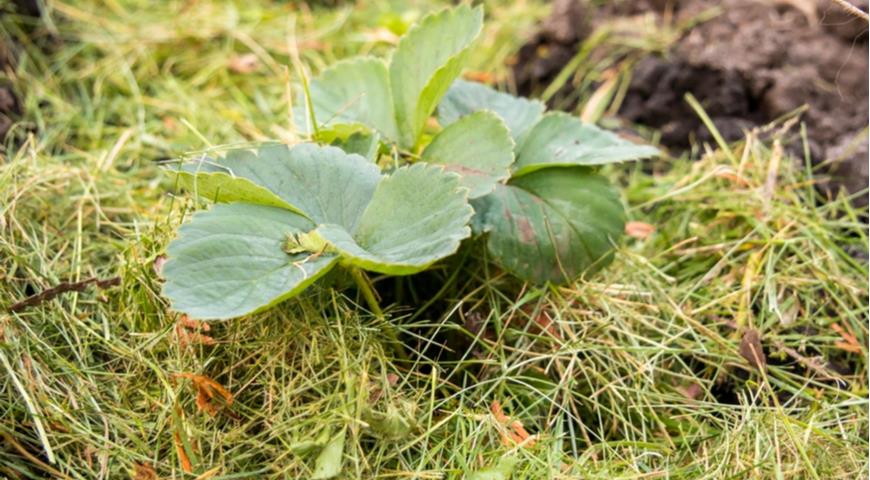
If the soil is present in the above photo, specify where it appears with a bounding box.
[1,0,41,145]
[0,42,20,143]
[513,0,869,204]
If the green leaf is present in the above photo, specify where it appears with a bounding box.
[171,160,302,214]
[438,79,545,140]
[289,426,333,456]
[468,456,520,480]
[473,167,625,284]
[330,131,381,162]
[177,144,382,231]
[300,57,399,142]
[389,5,483,148]
[362,398,416,442]
[421,111,514,198]
[315,125,382,162]
[316,163,472,275]
[312,429,346,479]
[162,203,338,320]
[167,144,474,319]
[513,113,660,177]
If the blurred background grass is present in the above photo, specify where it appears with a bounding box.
[0,1,867,478]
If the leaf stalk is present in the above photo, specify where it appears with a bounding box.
[349,268,408,361]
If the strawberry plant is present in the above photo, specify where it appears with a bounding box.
[164,144,471,320]
[434,81,660,282]
[162,4,658,320]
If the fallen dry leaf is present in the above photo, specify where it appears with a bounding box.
[490,400,536,448]
[463,71,497,84]
[228,53,259,74]
[174,373,233,416]
[739,328,767,371]
[174,431,193,473]
[625,221,656,240]
[491,400,509,424]
[176,315,216,348]
[133,462,158,480]
[831,323,863,355]
[179,315,210,331]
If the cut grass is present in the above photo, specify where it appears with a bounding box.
[1,1,867,478]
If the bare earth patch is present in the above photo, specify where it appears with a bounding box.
[515,0,869,204]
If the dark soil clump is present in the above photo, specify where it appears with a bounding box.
[1,0,42,144]
[0,43,21,143]
[514,0,869,204]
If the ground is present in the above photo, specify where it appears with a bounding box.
[0,1,867,479]
[514,0,869,205]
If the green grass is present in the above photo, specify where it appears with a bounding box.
[1,1,867,478]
